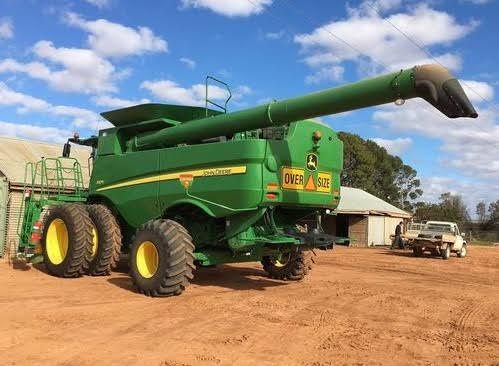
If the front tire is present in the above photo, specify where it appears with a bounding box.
[457,244,467,258]
[441,245,451,260]
[86,204,122,276]
[42,204,93,277]
[262,249,312,281]
[130,219,195,297]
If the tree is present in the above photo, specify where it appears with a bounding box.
[476,201,487,224]
[488,200,499,225]
[338,132,422,211]
[414,193,470,227]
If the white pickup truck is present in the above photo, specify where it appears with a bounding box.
[411,221,467,260]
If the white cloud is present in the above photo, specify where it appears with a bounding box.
[420,176,499,214]
[0,82,50,110]
[294,4,477,82]
[140,79,251,106]
[265,30,285,40]
[0,82,105,130]
[0,18,13,39]
[372,88,499,180]
[348,0,403,17]
[461,80,494,103]
[179,57,196,69]
[0,41,120,94]
[84,0,111,8]
[461,0,491,4]
[180,0,272,17]
[0,120,72,143]
[370,137,413,156]
[305,65,344,84]
[92,95,150,109]
[141,80,225,106]
[64,12,167,58]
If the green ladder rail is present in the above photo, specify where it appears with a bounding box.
[16,157,87,254]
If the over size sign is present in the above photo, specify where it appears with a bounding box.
[281,167,332,193]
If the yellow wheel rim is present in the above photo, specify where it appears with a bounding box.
[46,218,69,265]
[91,225,98,258]
[136,241,159,278]
[273,253,291,268]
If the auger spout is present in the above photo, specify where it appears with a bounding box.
[126,64,477,150]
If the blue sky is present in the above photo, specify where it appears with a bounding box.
[0,0,498,211]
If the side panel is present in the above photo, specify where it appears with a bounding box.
[5,189,23,256]
[158,140,266,217]
[0,177,8,257]
[264,121,342,209]
[384,217,402,246]
[368,216,385,246]
[89,150,161,228]
[348,215,368,247]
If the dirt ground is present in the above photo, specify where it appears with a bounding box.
[0,246,498,366]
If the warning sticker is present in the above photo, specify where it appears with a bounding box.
[281,167,332,193]
[179,174,193,189]
[281,167,305,190]
[304,175,316,191]
[317,172,332,193]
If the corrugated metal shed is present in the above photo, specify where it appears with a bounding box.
[336,187,411,219]
[0,136,91,187]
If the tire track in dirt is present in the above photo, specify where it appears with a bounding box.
[444,299,499,364]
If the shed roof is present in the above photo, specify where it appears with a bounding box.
[335,186,412,218]
[0,136,91,186]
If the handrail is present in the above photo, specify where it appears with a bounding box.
[205,75,232,116]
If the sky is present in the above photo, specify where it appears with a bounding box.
[0,0,498,212]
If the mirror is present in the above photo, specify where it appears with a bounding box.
[62,142,71,158]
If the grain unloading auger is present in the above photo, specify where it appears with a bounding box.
[17,64,476,296]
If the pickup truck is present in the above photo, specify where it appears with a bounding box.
[411,221,467,260]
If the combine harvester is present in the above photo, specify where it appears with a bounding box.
[17,65,477,296]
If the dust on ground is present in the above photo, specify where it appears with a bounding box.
[1,246,497,365]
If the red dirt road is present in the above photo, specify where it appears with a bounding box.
[1,246,498,366]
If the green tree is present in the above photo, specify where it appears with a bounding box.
[338,132,422,211]
[414,193,470,227]
[476,201,487,224]
[488,200,499,225]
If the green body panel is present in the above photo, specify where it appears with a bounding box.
[89,119,341,223]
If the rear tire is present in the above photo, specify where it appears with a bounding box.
[441,245,451,260]
[457,244,467,258]
[86,204,122,276]
[130,219,195,297]
[42,204,93,277]
[262,249,312,281]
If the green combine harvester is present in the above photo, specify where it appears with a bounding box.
[17,65,477,297]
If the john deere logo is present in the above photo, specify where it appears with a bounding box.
[306,153,318,171]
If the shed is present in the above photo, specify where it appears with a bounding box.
[0,137,91,257]
[323,187,412,247]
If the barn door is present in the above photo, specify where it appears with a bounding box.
[368,216,385,246]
